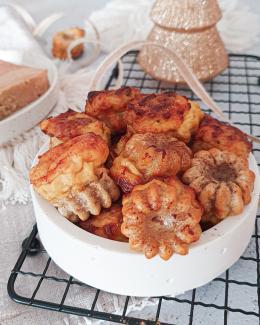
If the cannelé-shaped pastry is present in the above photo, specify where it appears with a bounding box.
[125,92,204,143]
[110,133,192,193]
[40,109,111,147]
[78,203,127,242]
[122,177,203,260]
[30,133,120,221]
[183,148,255,226]
[85,87,141,134]
[52,27,85,60]
[192,114,252,160]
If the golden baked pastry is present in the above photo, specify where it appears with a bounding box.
[182,148,255,226]
[192,115,252,159]
[52,27,85,60]
[122,177,202,260]
[85,87,141,134]
[125,92,204,143]
[78,204,127,242]
[40,110,111,147]
[30,133,120,221]
[110,133,192,193]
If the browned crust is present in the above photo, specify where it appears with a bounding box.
[85,87,141,134]
[30,133,109,187]
[40,109,110,144]
[192,115,252,159]
[125,92,190,134]
[52,27,85,60]
[110,133,192,193]
[77,203,128,242]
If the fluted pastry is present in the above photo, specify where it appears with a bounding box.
[125,92,204,143]
[52,27,85,60]
[40,109,111,147]
[85,87,141,134]
[110,133,192,193]
[30,133,120,221]
[192,115,252,160]
[78,203,127,242]
[183,148,255,226]
[122,177,202,260]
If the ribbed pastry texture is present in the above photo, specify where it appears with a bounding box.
[183,148,255,226]
[122,177,202,260]
[30,133,120,221]
[111,132,192,193]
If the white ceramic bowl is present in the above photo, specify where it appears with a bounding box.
[0,50,58,145]
[31,144,260,297]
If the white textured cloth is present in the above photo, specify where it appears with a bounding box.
[0,6,42,53]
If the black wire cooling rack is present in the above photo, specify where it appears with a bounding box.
[7,51,260,325]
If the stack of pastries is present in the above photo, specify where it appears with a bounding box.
[30,87,255,261]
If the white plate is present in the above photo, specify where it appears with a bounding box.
[31,144,260,297]
[0,50,58,145]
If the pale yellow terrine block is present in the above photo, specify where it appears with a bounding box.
[0,60,49,120]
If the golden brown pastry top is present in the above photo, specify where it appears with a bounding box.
[110,133,192,193]
[122,177,203,260]
[125,92,204,142]
[85,87,141,134]
[30,133,109,200]
[78,203,127,242]
[192,115,252,159]
[40,110,111,145]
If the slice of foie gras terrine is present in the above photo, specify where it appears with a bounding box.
[0,59,49,120]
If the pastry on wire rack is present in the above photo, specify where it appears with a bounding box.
[125,92,204,143]
[30,133,120,221]
[40,109,111,147]
[110,132,192,193]
[85,87,141,134]
[182,148,255,226]
[192,114,252,160]
[78,203,127,242]
[52,27,85,60]
[122,177,203,260]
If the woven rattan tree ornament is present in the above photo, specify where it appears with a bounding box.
[138,0,228,83]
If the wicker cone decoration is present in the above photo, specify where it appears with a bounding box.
[138,0,228,83]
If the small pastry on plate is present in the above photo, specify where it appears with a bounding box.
[182,148,255,226]
[85,87,141,134]
[122,177,203,260]
[78,203,127,242]
[40,109,111,147]
[30,133,120,221]
[192,114,252,160]
[125,92,204,143]
[110,133,192,193]
[52,27,85,60]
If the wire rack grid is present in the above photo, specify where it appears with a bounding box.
[7,51,260,325]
